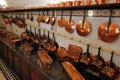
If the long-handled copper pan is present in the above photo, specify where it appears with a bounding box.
[98,10,120,42]
[49,10,55,25]
[76,10,91,36]
[58,10,66,28]
[45,11,50,24]
[65,10,75,33]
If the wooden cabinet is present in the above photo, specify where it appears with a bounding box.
[3,44,8,61]
[13,54,22,79]
[30,68,48,80]
[8,48,14,69]
[21,61,30,80]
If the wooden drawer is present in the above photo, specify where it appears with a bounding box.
[30,68,48,80]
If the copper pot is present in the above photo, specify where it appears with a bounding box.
[95,0,106,5]
[79,44,93,69]
[65,10,75,33]
[49,16,55,25]
[98,10,120,43]
[89,47,104,72]
[76,10,91,36]
[59,2,65,7]
[65,1,73,7]
[45,11,50,24]
[74,1,82,6]
[99,52,116,80]
[58,10,66,28]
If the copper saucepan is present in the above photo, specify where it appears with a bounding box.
[58,10,66,28]
[65,10,75,33]
[98,10,120,42]
[99,51,116,80]
[49,10,55,25]
[45,11,50,24]
[76,10,91,36]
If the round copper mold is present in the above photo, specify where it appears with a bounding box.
[76,20,91,36]
[98,22,120,42]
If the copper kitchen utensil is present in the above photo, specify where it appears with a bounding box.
[89,47,104,72]
[79,44,94,69]
[98,10,120,42]
[66,44,83,62]
[45,11,50,24]
[58,10,66,28]
[74,1,82,6]
[65,10,75,33]
[76,10,91,36]
[36,11,42,23]
[95,0,106,5]
[30,11,34,21]
[65,1,73,7]
[99,51,116,80]
[49,10,55,25]
[56,46,67,61]
[62,61,85,80]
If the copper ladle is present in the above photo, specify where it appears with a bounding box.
[98,10,120,42]
[76,10,91,36]
[65,10,75,33]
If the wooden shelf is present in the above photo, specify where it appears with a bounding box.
[1,3,120,12]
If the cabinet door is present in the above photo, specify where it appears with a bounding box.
[30,68,48,80]
[8,48,14,69]
[3,45,8,61]
[13,54,21,79]
[21,61,30,80]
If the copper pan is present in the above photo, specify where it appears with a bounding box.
[98,10,120,42]
[65,10,75,33]
[49,10,55,25]
[58,10,66,28]
[45,11,50,24]
[76,10,91,36]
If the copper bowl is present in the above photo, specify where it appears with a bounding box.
[59,2,65,7]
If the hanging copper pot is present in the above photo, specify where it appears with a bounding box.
[45,11,50,24]
[89,47,104,72]
[49,10,55,25]
[98,10,120,43]
[58,10,66,28]
[65,10,75,33]
[76,10,91,36]
[99,51,116,80]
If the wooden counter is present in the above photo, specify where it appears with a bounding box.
[0,40,69,80]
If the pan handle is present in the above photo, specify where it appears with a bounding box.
[106,9,112,34]
[82,10,86,29]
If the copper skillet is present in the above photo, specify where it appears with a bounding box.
[58,10,66,28]
[76,10,91,36]
[98,10,120,42]
[65,10,75,33]
[49,10,55,25]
